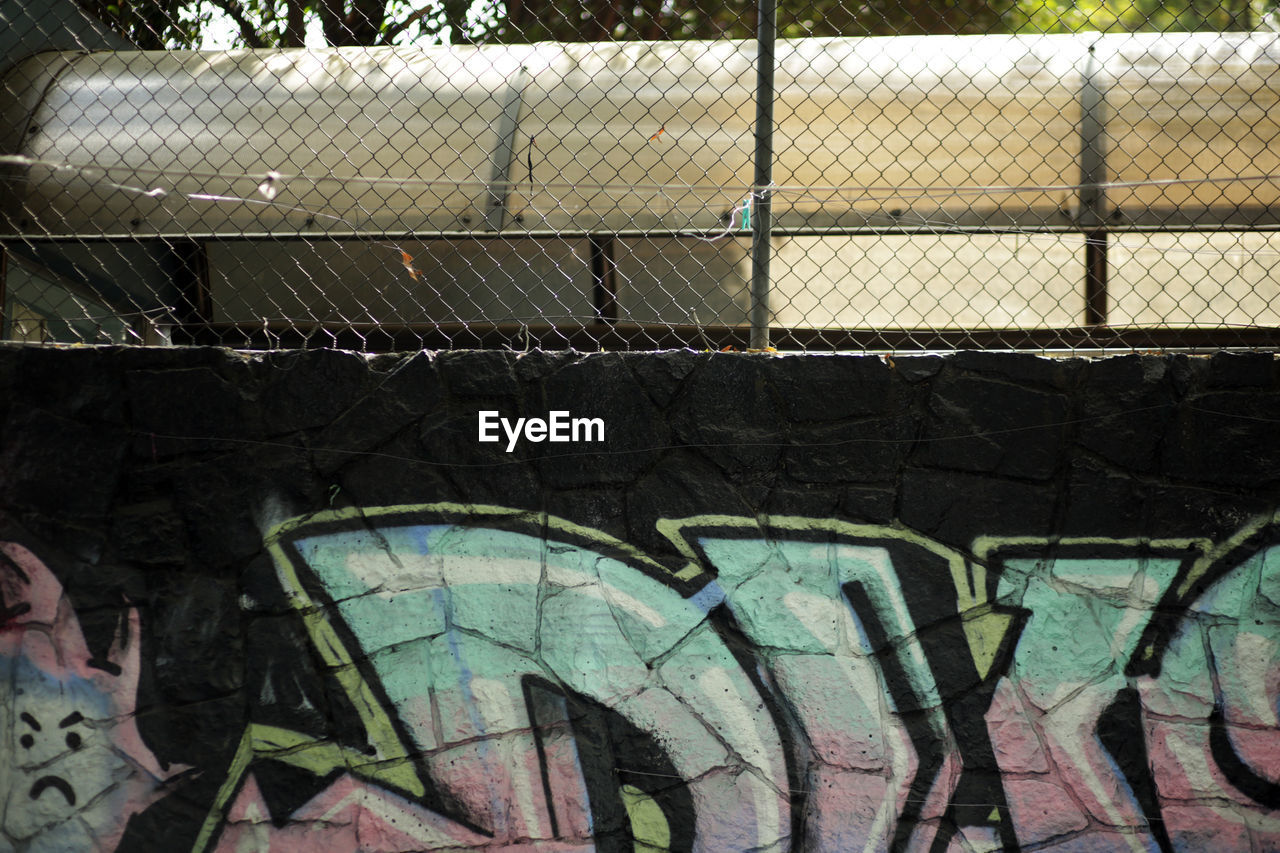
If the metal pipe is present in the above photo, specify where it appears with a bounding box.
[749,0,777,350]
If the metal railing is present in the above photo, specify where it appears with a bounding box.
[2,0,1280,352]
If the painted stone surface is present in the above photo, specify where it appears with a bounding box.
[0,345,1278,851]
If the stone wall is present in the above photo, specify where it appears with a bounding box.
[2,344,1278,852]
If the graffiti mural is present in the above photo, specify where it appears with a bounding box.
[5,503,1277,852]
[0,541,186,853]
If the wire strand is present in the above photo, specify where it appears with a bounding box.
[7,158,1280,266]
[3,153,1278,199]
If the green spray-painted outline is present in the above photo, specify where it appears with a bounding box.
[658,514,975,850]
[973,534,1211,661]
[658,514,1015,681]
[1172,511,1280,598]
[267,501,695,762]
[973,512,1280,669]
[970,535,1213,565]
[194,502,703,853]
[274,502,700,583]
[193,722,424,850]
[191,509,1280,852]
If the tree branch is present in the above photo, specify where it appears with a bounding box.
[343,0,387,43]
[207,0,268,47]
[381,2,440,43]
[506,0,525,37]
[597,0,622,40]
[285,0,307,46]
[318,0,345,45]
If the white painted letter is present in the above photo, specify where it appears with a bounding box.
[548,411,570,442]
[478,411,499,443]
[573,417,604,443]
[502,417,525,452]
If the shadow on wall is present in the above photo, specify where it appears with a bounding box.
[2,503,1278,852]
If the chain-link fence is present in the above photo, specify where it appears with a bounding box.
[2,0,1279,352]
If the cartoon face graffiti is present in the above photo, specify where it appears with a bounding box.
[22,708,87,811]
[0,542,182,853]
[21,708,87,810]
[21,710,87,810]
[3,656,129,849]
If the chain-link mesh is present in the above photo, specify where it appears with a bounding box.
[2,0,1279,352]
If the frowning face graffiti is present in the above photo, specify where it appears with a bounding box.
[3,656,125,849]
[22,710,88,809]
[0,542,183,853]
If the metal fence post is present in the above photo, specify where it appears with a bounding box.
[750,0,776,350]
[1080,44,1109,327]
